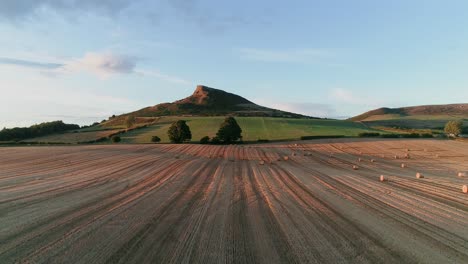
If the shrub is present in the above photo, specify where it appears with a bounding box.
[167,120,192,143]
[151,136,161,143]
[200,136,210,144]
[111,136,121,143]
[358,132,380,137]
[444,120,463,137]
[216,117,242,144]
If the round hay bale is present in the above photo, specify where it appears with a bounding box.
[294,143,298,147]
[283,156,289,161]
[292,152,296,156]
[359,151,363,155]
[394,155,399,159]
[416,172,424,179]
[462,185,468,194]
[352,165,359,170]
[406,148,410,152]
[371,159,375,163]
[380,175,385,182]
[358,158,362,162]
[259,160,265,165]
[404,154,410,159]
[457,172,466,177]
[401,163,406,168]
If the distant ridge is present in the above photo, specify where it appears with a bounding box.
[124,85,310,118]
[350,103,468,121]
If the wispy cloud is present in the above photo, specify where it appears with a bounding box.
[0,0,132,21]
[239,48,332,63]
[0,51,189,84]
[0,52,135,77]
[0,57,62,69]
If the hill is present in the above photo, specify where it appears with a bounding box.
[350,104,468,122]
[350,104,468,131]
[104,85,308,127]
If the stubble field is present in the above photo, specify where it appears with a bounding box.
[1,139,467,263]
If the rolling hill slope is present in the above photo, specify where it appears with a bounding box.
[350,104,468,130]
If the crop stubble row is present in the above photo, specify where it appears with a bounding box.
[0,139,467,263]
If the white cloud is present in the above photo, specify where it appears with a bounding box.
[56,52,136,78]
[239,48,332,63]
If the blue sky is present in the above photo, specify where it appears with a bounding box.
[1,0,468,128]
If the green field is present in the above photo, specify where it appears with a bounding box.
[117,116,381,143]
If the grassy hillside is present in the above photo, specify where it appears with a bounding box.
[117,116,380,143]
[350,104,468,131]
[360,116,468,131]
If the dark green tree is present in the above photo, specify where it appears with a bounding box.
[200,136,210,144]
[216,117,242,144]
[111,136,121,143]
[444,120,463,137]
[167,120,192,143]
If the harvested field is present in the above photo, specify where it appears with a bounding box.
[1,139,467,263]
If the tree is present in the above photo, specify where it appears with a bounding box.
[216,117,242,144]
[210,137,221,144]
[151,136,161,143]
[200,136,210,144]
[444,120,463,137]
[125,116,136,128]
[167,120,192,143]
[111,136,121,143]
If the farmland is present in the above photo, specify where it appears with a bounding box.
[21,117,380,144]
[1,139,467,263]
[117,116,380,143]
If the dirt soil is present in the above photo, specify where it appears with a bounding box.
[0,139,467,263]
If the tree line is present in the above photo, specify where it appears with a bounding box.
[0,121,80,141]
